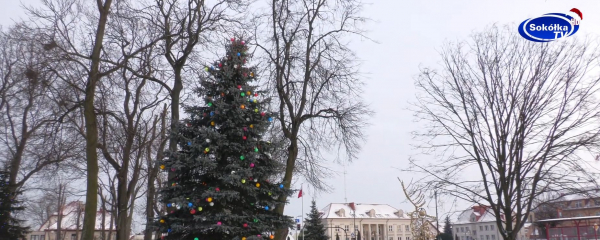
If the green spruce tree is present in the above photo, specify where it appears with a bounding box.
[157,38,293,240]
[0,168,30,239]
[436,216,452,240]
[303,200,328,240]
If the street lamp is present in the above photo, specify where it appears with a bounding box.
[295,215,302,240]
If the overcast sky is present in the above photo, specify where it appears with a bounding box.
[2,0,600,229]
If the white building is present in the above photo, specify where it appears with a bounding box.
[320,203,437,240]
[452,205,528,240]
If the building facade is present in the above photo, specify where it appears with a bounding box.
[25,201,116,240]
[452,205,529,240]
[320,203,436,240]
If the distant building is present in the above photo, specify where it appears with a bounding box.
[25,201,116,240]
[320,203,437,240]
[452,205,529,240]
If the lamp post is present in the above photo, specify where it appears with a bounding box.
[296,215,302,240]
[326,226,349,240]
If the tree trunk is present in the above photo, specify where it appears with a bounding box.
[145,107,166,240]
[81,1,113,240]
[274,139,300,240]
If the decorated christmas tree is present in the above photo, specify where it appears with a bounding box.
[157,38,293,240]
[303,200,328,240]
[0,168,30,239]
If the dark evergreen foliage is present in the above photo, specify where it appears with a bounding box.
[157,38,293,240]
[303,200,328,240]
[0,168,30,240]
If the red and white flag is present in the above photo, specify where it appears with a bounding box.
[298,188,303,198]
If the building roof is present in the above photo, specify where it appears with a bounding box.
[39,201,116,231]
[454,206,499,224]
[320,203,408,219]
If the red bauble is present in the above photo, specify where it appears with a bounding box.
[216,187,220,192]
[260,112,266,116]
[254,93,258,97]
[237,85,242,89]
[231,38,235,41]
[243,223,248,228]
[219,63,222,67]
[243,136,247,140]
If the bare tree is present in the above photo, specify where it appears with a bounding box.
[409,25,600,240]
[254,0,371,238]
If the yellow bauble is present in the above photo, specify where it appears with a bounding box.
[207,197,213,202]
[242,179,246,183]
[160,219,165,223]
[211,121,215,126]
[160,165,165,170]
[246,91,251,95]
[242,238,247,240]
[198,207,203,211]
[241,104,245,109]
[256,183,260,187]
[254,109,258,113]
[249,124,254,128]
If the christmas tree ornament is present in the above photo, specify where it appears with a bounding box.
[241,92,245,97]
[254,218,258,222]
[268,117,273,122]
[254,108,258,113]
[206,139,211,143]
[188,142,191,146]
[231,171,236,174]
[250,124,254,128]
[198,207,203,211]
[240,155,245,160]
[234,64,238,69]
[243,136,247,140]
[250,72,255,77]
[256,183,260,187]
[160,165,165,170]
[204,67,209,71]
[237,53,241,56]
[254,147,259,152]
[231,38,235,41]
[238,85,242,89]
[253,99,258,103]
[254,93,258,96]
[160,219,165,223]
[243,127,248,131]
[219,63,222,67]
[279,184,284,188]
[205,148,209,152]
[242,237,247,240]
[241,104,245,109]
[190,209,196,214]
[250,163,255,167]
[207,197,213,202]
[209,202,214,206]
[167,203,172,207]
[261,112,266,116]
[268,192,272,196]
[216,187,220,191]
[242,179,246,183]
[210,111,214,116]
[243,223,248,228]
[217,222,222,225]
[270,235,274,239]
[265,206,269,210]
[208,102,213,107]
[241,41,245,45]
[188,202,193,207]
[211,121,215,126]
[246,91,251,95]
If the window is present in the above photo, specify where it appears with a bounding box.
[335,225,340,231]
[390,238,394,240]
[486,235,490,240]
[595,199,600,206]
[492,235,496,240]
[398,238,402,240]
[406,225,410,231]
[575,201,582,208]
[32,236,38,240]
[345,225,349,231]
[71,234,77,240]
[389,225,393,231]
[480,226,483,231]
[596,211,600,216]
[398,225,402,231]
[490,225,494,230]
[40,236,45,240]
[466,227,470,232]
[407,237,410,240]
[485,226,488,231]
[480,235,484,240]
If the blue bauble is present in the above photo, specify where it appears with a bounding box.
[237,52,241,56]
[188,202,193,207]
[265,206,269,210]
